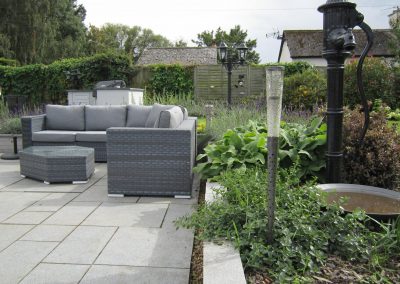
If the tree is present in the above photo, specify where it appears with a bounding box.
[192,25,260,64]
[0,0,87,64]
[86,24,173,62]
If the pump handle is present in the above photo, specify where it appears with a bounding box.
[356,21,374,146]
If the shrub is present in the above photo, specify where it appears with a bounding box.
[147,64,194,95]
[343,108,400,190]
[258,61,313,77]
[283,69,326,110]
[0,117,21,134]
[344,57,398,109]
[0,57,18,67]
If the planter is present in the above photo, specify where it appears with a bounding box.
[0,134,22,154]
[203,182,246,284]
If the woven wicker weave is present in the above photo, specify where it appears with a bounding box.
[107,119,196,197]
[20,146,95,183]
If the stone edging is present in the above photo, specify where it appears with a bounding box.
[203,182,246,284]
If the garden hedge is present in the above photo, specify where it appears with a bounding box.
[0,53,135,105]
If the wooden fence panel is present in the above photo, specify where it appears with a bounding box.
[194,65,266,102]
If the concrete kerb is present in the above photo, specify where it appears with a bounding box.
[203,182,246,284]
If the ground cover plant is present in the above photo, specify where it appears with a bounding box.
[177,167,400,283]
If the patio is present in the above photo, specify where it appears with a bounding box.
[0,158,198,283]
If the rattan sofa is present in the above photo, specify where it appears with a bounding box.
[21,103,197,197]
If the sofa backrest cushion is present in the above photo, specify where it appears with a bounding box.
[126,105,152,127]
[46,105,85,131]
[144,103,174,128]
[158,106,184,128]
[85,105,127,130]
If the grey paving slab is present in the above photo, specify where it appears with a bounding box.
[20,225,76,242]
[20,263,90,284]
[2,177,98,193]
[2,211,53,225]
[0,224,33,252]
[138,196,198,205]
[80,265,189,284]
[24,192,79,212]
[95,227,193,268]
[74,185,139,203]
[0,161,21,178]
[94,178,107,186]
[0,176,23,190]
[82,202,167,227]
[44,226,116,265]
[162,204,195,230]
[0,240,58,284]
[43,202,100,225]
[0,192,49,222]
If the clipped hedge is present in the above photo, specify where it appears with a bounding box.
[147,64,194,95]
[0,53,135,105]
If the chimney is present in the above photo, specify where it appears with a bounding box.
[389,7,400,28]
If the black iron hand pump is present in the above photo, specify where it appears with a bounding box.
[218,42,248,106]
[318,0,374,183]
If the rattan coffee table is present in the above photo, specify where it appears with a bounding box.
[20,146,95,184]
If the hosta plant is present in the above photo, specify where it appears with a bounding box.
[194,117,326,180]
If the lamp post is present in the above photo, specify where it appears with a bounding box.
[217,42,248,106]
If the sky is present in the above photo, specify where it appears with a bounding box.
[78,0,398,63]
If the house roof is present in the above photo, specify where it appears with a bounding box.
[279,29,395,61]
[136,47,217,65]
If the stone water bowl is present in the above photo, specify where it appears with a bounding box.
[317,184,400,221]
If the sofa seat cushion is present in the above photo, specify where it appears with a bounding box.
[85,105,127,131]
[126,105,152,127]
[76,131,107,142]
[159,106,184,128]
[46,105,85,131]
[32,130,77,142]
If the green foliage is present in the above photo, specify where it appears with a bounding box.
[0,58,18,67]
[177,167,391,282]
[259,61,313,77]
[0,0,87,65]
[147,64,194,95]
[283,69,327,110]
[86,24,173,62]
[344,57,399,109]
[195,117,326,180]
[0,117,21,134]
[193,25,260,64]
[343,108,400,190]
[0,53,134,105]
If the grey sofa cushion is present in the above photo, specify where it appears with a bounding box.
[32,130,77,142]
[145,104,174,128]
[46,105,85,131]
[76,131,107,142]
[159,106,184,128]
[126,105,152,127]
[85,105,127,131]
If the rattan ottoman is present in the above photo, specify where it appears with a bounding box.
[20,146,95,184]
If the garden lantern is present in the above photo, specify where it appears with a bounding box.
[217,41,248,106]
[265,66,284,243]
[318,0,373,183]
